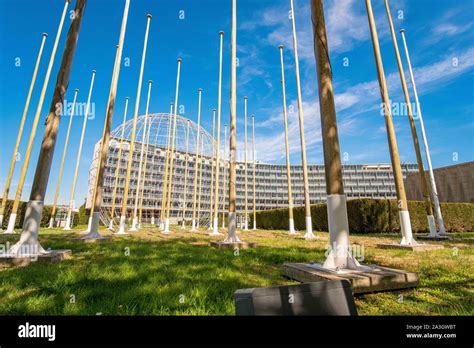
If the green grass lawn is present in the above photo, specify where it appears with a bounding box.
[0,226,472,315]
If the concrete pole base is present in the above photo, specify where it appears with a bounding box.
[303,216,316,239]
[63,215,72,231]
[2,200,46,256]
[83,216,92,233]
[437,217,448,236]
[129,216,139,232]
[224,212,241,243]
[181,220,186,230]
[210,218,223,236]
[288,218,297,235]
[243,219,249,231]
[191,219,197,232]
[4,213,17,234]
[425,214,439,238]
[108,219,114,231]
[116,215,128,235]
[81,212,104,240]
[162,218,170,234]
[253,220,257,230]
[320,194,365,271]
[48,217,54,229]
[399,210,417,245]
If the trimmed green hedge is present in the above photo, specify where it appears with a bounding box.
[253,199,474,233]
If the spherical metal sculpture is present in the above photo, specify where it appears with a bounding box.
[110,113,214,157]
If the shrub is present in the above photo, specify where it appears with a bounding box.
[254,199,474,233]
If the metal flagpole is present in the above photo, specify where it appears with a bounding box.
[4,0,70,235]
[0,33,47,231]
[118,14,152,235]
[252,114,257,230]
[221,124,227,229]
[289,0,315,239]
[197,133,205,229]
[108,97,130,230]
[138,80,154,228]
[181,120,191,229]
[87,1,130,239]
[278,45,296,235]
[400,29,447,237]
[3,0,85,257]
[159,103,174,230]
[366,0,415,245]
[48,88,79,228]
[191,89,203,231]
[312,0,371,270]
[243,97,249,231]
[211,31,225,236]
[163,58,183,234]
[224,0,241,244]
[64,71,96,230]
[208,109,216,230]
[130,80,153,231]
[383,0,437,238]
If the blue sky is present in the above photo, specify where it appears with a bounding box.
[0,0,473,206]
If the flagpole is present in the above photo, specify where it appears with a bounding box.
[138,80,154,228]
[48,88,79,228]
[191,89,203,231]
[366,0,415,245]
[221,124,227,229]
[290,0,315,239]
[181,120,191,229]
[208,109,216,230]
[108,97,130,230]
[383,1,437,237]
[130,80,153,231]
[64,71,96,231]
[197,132,205,229]
[243,97,249,231]
[163,58,183,234]
[159,103,174,230]
[252,114,257,230]
[0,33,48,230]
[118,14,152,235]
[4,0,70,234]
[400,29,447,236]
[278,45,296,235]
[4,0,86,257]
[224,0,241,244]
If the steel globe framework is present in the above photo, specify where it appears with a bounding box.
[110,113,215,158]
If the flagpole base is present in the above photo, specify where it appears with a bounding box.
[80,212,105,240]
[2,200,45,256]
[129,216,139,232]
[162,218,170,234]
[303,216,316,239]
[4,213,17,234]
[288,218,297,235]
[399,210,417,245]
[210,218,223,236]
[83,216,92,233]
[63,215,72,231]
[115,215,128,235]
